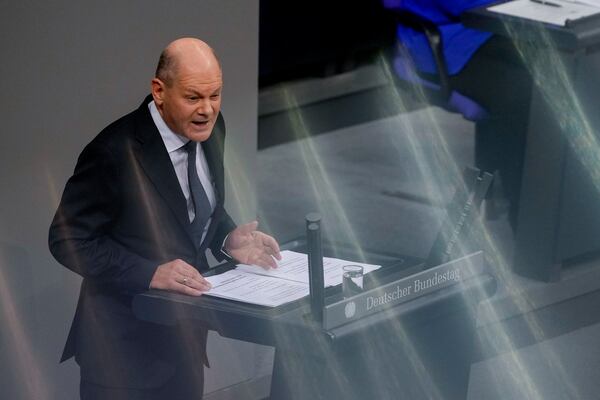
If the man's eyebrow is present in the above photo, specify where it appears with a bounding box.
[183,85,221,93]
[183,88,201,95]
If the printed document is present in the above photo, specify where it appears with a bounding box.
[204,270,308,307]
[236,250,381,287]
[489,0,599,26]
[204,250,381,307]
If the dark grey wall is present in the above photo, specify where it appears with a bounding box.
[0,1,259,398]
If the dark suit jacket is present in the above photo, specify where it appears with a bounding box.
[49,95,236,389]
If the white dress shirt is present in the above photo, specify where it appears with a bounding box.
[149,101,216,244]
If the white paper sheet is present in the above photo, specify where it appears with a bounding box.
[204,269,308,307]
[236,250,381,287]
[489,0,599,26]
[204,250,382,307]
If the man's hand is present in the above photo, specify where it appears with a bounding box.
[225,221,281,270]
[149,259,211,296]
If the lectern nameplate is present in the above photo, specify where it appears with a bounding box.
[323,251,487,330]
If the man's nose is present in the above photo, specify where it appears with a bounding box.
[196,99,212,115]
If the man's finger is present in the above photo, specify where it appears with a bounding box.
[182,265,203,280]
[252,253,278,270]
[260,234,282,260]
[174,282,203,296]
[178,274,211,291]
[193,275,212,290]
[170,260,209,287]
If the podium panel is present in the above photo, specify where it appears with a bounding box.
[269,276,494,400]
[133,253,496,399]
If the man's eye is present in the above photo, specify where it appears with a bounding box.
[210,94,220,99]
[187,96,199,101]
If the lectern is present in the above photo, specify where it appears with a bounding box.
[133,247,496,399]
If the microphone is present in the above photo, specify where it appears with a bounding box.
[306,212,324,323]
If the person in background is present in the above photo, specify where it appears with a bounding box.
[384,0,533,230]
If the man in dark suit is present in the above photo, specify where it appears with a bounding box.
[49,38,281,399]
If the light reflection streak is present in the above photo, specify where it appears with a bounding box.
[0,167,68,399]
[378,49,468,221]
[224,156,256,225]
[127,145,168,261]
[253,45,586,398]
[264,88,373,398]
[502,22,600,193]
[389,47,575,396]
[47,167,116,397]
[259,82,448,399]
[492,20,597,398]
[0,259,48,400]
[388,40,581,397]
[383,42,587,397]
[278,88,367,263]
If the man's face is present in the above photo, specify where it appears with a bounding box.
[153,64,222,142]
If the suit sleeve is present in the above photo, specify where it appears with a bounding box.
[208,211,237,262]
[49,141,158,294]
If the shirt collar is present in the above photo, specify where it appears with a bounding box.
[148,100,189,153]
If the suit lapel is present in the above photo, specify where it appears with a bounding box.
[201,113,226,203]
[132,97,195,245]
[198,113,227,250]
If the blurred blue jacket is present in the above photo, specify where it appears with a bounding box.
[383,0,495,75]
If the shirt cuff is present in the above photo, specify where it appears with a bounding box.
[220,234,233,260]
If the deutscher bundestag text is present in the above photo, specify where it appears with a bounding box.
[366,268,461,311]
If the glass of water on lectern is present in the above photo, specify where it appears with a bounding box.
[342,265,364,298]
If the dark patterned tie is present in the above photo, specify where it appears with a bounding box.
[184,140,212,245]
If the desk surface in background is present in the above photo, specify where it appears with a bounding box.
[462,2,600,281]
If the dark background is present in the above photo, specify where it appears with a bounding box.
[259,0,397,87]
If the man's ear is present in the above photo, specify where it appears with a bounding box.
[151,78,164,106]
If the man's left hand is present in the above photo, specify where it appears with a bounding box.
[225,221,281,269]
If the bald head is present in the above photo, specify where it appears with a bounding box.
[155,38,221,87]
[151,38,223,142]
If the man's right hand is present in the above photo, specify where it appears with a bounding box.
[149,259,211,296]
